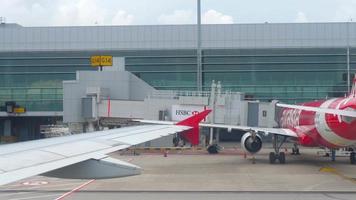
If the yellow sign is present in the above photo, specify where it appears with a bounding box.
[14,107,26,113]
[90,55,113,67]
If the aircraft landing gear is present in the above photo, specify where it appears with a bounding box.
[207,144,220,154]
[269,135,287,164]
[291,143,300,155]
[269,152,285,164]
[172,135,185,147]
[350,151,356,164]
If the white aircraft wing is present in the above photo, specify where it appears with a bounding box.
[0,123,195,186]
[277,103,356,118]
[137,120,297,138]
[199,123,298,138]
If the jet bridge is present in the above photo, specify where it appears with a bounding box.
[63,62,279,146]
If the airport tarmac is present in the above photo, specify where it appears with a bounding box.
[1,146,356,200]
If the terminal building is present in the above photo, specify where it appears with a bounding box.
[0,22,356,142]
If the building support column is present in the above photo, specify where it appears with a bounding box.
[4,119,11,136]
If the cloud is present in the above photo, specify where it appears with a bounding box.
[112,10,134,25]
[202,9,234,24]
[52,0,135,26]
[334,4,356,22]
[0,0,49,26]
[295,11,308,23]
[157,9,234,24]
[0,0,134,26]
[158,10,194,24]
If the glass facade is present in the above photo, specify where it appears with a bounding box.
[127,48,355,103]
[0,52,93,111]
[0,47,355,112]
[201,48,354,103]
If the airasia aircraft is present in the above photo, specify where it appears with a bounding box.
[141,77,356,164]
[200,77,356,164]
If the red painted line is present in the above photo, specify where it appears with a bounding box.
[55,179,95,200]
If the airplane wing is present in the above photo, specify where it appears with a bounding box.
[199,123,298,138]
[0,110,211,186]
[277,103,356,118]
[137,120,297,138]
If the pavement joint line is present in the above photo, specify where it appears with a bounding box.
[0,191,35,198]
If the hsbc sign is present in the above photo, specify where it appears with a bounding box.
[171,105,205,121]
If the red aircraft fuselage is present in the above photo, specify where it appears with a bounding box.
[279,86,356,148]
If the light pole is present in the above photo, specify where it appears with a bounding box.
[197,0,202,91]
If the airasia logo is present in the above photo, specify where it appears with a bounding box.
[280,109,301,128]
[176,110,199,116]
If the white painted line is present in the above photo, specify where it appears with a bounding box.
[55,179,95,200]
[14,182,87,191]
[22,181,49,186]
[8,194,59,200]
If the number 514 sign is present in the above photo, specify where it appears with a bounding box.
[90,55,113,67]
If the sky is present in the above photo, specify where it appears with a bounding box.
[1,0,356,26]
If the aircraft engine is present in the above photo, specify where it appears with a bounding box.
[241,132,262,154]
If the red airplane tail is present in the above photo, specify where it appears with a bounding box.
[176,109,211,146]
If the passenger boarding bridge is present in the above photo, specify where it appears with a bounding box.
[63,62,279,147]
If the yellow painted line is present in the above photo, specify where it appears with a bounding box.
[319,167,337,173]
[319,166,356,184]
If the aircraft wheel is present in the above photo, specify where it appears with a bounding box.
[350,152,356,164]
[296,148,300,155]
[172,137,179,147]
[279,152,286,164]
[207,144,219,154]
[269,152,276,164]
[292,146,300,155]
